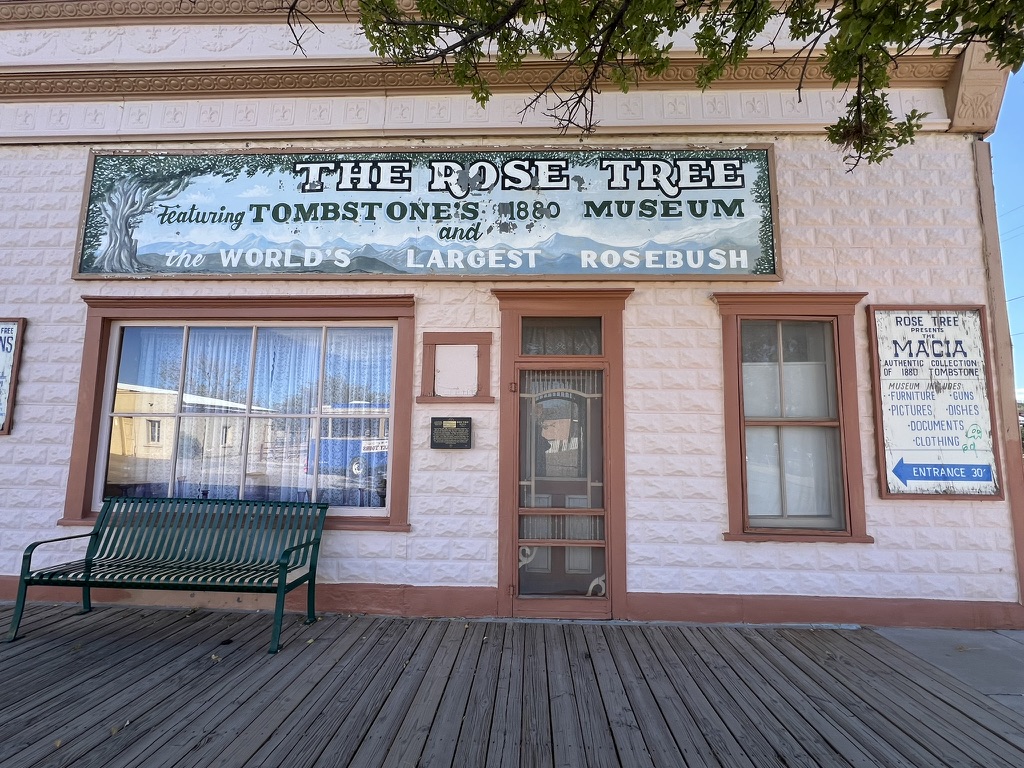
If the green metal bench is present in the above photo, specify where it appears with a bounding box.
[5,496,329,654]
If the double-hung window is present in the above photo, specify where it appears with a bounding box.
[65,296,414,531]
[716,293,871,541]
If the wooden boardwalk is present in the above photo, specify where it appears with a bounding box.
[1,604,1023,767]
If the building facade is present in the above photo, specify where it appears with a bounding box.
[1,0,1023,628]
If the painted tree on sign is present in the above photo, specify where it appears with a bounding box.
[83,154,310,274]
[317,0,1024,167]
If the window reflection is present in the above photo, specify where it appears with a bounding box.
[104,324,393,511]
[518,370,604,509]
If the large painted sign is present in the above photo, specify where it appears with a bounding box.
[871,307,1000,497]
[76,149,777,279]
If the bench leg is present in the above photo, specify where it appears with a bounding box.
[5,579,29,642]
[305,579,317,625]
[81,584,92,614]
[269,583,287,654]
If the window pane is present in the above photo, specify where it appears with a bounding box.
[741,321,781,418]
[182,327,252,413]
[745,425,845,529]
[252,328,321,414]
[324,327,392,407]
[522,317,601,355]
[315,415,388,509]
[781,322,837,418]
[244,417,313,502]
[113,326,183,413]
[781,426,844,527]
[745,426,783,518]
[320,328,392,510]
[174,416,244,499]
[104,415,172,497]
[741,320,779,363]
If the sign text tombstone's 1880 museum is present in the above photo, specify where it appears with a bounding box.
[870,306,1000,498]
[76,149,777,279]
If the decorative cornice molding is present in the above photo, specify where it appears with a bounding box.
[0,54,957,103]
[0,88,952,144]
[0,0,362,26]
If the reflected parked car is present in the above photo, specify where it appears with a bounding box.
[306,403,389,494]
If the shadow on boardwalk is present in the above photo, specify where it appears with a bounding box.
[1,603,1023,767]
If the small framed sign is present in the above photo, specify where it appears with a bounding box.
[0,319,26,436]
[430,417,472,449]
[869,306,1000,498]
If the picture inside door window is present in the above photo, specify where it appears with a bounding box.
[103,324,393,510]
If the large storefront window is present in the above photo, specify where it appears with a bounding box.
[64,296,414,531]
[106,324,393,509]
[715,293,872,542]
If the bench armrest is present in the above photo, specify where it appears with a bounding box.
[20,531,96,574]
[276,538,320,568]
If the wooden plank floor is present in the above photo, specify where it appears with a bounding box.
[1,604,1023,767]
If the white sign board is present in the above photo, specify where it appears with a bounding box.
[0,319,25,436]
[872,307,999,496]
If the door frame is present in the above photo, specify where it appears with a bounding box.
[492,289,632,618]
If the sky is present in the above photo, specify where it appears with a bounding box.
[990,72,1024,399]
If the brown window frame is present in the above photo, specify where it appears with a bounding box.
[715,292,872,543]
[62,295,415,532]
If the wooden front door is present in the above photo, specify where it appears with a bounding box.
[494,289,631,619]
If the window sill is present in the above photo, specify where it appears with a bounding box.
[325,516,411,532]
[723,531,874,544]
[416,395,495,404]
[60,513,410,533]
[58,515,96,527]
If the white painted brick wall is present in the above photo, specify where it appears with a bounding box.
[0,131,1017,605]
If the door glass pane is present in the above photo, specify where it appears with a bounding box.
[519,546,606,596]
[518,514,605,540]
[519,370,603,509]
[522,317,601,355]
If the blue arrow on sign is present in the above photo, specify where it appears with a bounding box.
[892,458,992,487]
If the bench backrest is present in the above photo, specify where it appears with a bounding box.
[87,497,329,568]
